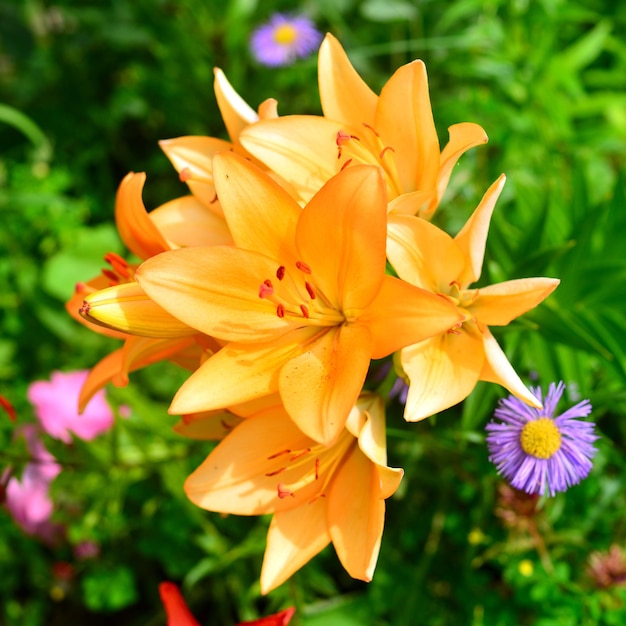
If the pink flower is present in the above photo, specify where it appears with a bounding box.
[4,425,63,543]
[28,370,114,443]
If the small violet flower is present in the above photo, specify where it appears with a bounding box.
[250,14,322,67]
[27,370,114,443]
[486,381,598,496]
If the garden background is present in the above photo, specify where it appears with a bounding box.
[1,0,626,624]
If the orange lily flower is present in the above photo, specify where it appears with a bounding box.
[386,175,560,421]
[128,153,460,444]
[68,172,228,410]
[159,68,280,215]
[239,33,487,218]
[184,393,403,594]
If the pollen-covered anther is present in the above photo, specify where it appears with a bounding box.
[259,279,274,298]
[276,304,285,318]
[289,447,311,461]
[267,449,291,459]
[305,282,316,299]
[179,167,193,182]
[277,483,295,499]
[362,122,381,138]
[295,261,311,274]
[101,268,119,285]
[265,467,287,477]
[340,158,353,171]
[276,265,286,280]
[300,304,310,318]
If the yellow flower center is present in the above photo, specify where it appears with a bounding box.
[520,418,562,459]
[273,24,298,45]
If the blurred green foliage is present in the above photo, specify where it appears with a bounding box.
[1,0,626,624]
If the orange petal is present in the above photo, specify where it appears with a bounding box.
[318,33,377,128]
[469,277,560,326]
[159,136,231,212]
[82,282,197,338]
[361,276,462,359]
[239,115,343,203]
[115,172,170,259]
[279,325,373,446]
[328,446,384,582]
[376,60,439,194]
[400,331,483,421]
[213,68,258,144]
[260,498,330,594]
[173,410,243,440]
[149,194,233,248]
[386,214,464,292]
[430,122,488,218]
[387,188,435,217]
[296,165,386,311]
[136,246,302,343]
[169,330,312,414]
[212,152,300,260]
[78,349,125,412]
[480,329,542,408]
[454,175,505,286]
[184,409,321,515]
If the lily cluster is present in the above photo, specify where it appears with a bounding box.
[69,35,560,592]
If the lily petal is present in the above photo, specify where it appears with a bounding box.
[169,330,313,414]
[279,325,373,445]
[361,275,462,359]
[469,278,560,326]
[428,122,489,219]
[480,329,542,407]
[328,446,384,582]
[240,115,343,204]
[173,410,244,440]
[213,152,300,259]
[261,498,330,594]
[296,164,386,311]
[376,60,439,195]
[136,246,300,343]
[115,172,170,259]
[386,214,465,292]
[149,194,233,248]
[214,67,259,143]
[318,33,377,128]
[454,175,505,286]
[401,331,484,421]
[159,136,230,212]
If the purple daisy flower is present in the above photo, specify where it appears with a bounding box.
[250,14,322,67]
[486,381,598,497]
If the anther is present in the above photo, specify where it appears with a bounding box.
[179,167,192,182]
[277,483,295,499]
[104,252,131,279]
[259,279,274,298]
[315,457,320,480]
[362,122,380,137]
[210,193,218,204]
[300,304,309,318]
[289,448,311,461]
[265,467,286,477]
[295,261,311,274]
[267,449,291,459]
[379,146,395,159]
[101,268,119,284]
[276,266,286,280]
[276,304,285,318]
[340,158,353,171]
[305,282,316,299]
